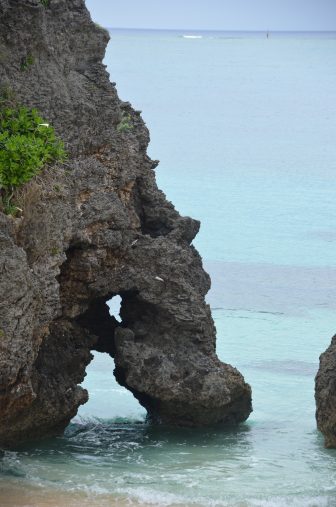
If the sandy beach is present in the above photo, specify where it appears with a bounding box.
[0,483,199,507]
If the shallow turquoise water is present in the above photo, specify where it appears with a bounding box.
[1,30,336,506]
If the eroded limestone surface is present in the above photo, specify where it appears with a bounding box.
[0,0,252,446]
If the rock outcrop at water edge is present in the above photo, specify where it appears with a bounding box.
[0,0,252,446]
[315,335,336,448]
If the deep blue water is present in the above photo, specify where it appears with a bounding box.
[1,30,336,507]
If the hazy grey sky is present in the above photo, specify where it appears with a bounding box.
[85,0,336,31]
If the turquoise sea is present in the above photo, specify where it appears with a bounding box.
[1,30,336,506]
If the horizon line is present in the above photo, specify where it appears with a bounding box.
[105,27,336,33]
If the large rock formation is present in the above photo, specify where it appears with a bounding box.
[0,0,252,446]
[315,336,336,447]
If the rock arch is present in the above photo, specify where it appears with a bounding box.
[0,0,251,446]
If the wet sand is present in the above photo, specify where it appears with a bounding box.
[0,484,197,507]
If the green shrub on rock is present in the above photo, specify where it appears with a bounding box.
[0,106,66,214]
[117,112,133,132]
[20,54,35,71]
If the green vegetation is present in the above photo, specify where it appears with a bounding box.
[117,112,133,132]
[50,246,60,256]
[0,86,15,106]
[0,106,66,215]
[40,0,50,7]
[20,54,34,71]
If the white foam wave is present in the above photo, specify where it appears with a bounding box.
[115,488,334,507]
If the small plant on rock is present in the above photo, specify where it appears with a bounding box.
[0,106,66,215]
[117,112,133,132]
[20,54,35,71]
[0,86,15,106]
[50,246,60,256]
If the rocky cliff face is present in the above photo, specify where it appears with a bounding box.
[315,336,336,448]
[0,0,252,446]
